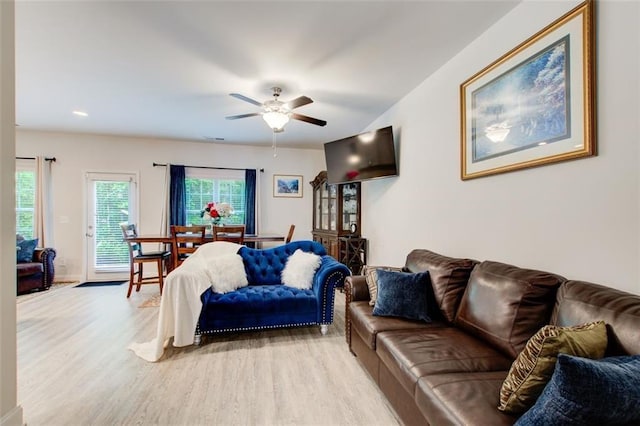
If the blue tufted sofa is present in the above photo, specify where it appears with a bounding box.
[196,240,350,341]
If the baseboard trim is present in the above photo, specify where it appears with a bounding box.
[0,405,23,426]
[54,274,82,283]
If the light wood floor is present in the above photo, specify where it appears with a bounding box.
[16,283,401,426]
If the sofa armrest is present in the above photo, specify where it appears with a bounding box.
[344,275,370,346]
[345,275,370,302]
[33,247,57,288]
[312,255,351,324]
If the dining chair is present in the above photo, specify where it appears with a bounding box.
[285,224,295,243]
[212,225,245,244]
[171,225,207,269]
[120,223,171,298]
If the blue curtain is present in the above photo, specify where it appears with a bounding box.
[170,165,186,226]
[244,169,257,234]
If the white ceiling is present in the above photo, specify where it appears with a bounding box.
[16,1,520,149]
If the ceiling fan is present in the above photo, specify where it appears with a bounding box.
[226,87,327,133]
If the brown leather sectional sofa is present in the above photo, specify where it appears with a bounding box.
[345,249,640,425]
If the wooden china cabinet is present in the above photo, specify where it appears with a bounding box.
[310,171,366,275]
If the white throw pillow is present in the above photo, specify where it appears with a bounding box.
[206,253,248,294]
[281,249,322,290]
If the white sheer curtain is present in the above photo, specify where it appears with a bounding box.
[159,163,171,236]
[35,156,54,247]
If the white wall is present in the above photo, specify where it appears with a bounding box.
[362,0,640,295]
[16,130,324,281]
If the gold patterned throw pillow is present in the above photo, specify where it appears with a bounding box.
[498,321,608,414]
[363,266,403,306]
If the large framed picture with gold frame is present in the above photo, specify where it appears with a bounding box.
[460,0,595,180]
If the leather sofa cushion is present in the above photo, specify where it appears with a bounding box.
[455,260,564,358]
[404,249,477,323]
[376,328,513,396]
[17,262,43,277]
[415,371,516,426]
[551,280,640,355]
[350,301,437,350]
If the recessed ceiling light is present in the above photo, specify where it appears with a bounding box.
[73,110,88,117]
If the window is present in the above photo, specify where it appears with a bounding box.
[185,169,246,226]
[16,159,36,239]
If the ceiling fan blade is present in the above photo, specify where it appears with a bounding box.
[229,93,263,107]
[291,113,327,127]
[226,113,261,120]
[286,96,313,110]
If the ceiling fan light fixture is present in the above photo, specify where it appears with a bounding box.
[227,87,325,132]
[263,111,290,131]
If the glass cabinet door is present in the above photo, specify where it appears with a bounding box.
[328,183,337,231]
[320,182,329,230]
[314,185,321,230]
[342,183,358,232]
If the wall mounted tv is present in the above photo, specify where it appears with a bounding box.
[324,125,398,185]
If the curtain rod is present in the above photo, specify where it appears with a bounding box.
[153,162,264,173]
[16,156,56,162]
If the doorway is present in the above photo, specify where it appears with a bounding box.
[85,172,137,281]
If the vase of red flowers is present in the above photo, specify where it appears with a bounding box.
[200,202,233,226]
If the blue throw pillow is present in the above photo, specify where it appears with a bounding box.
[16,238,38,263]
[516,353,640,426]
[372,269,431,322]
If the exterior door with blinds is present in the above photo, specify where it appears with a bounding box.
[85,172,137,280]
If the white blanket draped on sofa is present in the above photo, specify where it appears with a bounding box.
[129,241,241,362]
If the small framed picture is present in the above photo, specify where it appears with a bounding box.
[273,174,303,198]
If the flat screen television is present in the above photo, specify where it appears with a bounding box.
[324,125,398,185]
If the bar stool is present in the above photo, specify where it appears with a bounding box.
[120,223,171,298]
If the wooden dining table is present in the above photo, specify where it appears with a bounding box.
[124,233,286,267]
[125,233,285,245]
